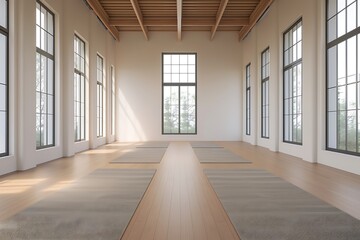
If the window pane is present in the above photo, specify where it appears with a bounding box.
[164,54,171,64]
[338,0,347,12]
[0,84,5,112]
[261,49,270,138]
[163,86,179,134]
[0,112,6,154]
[36,2,55,149]
[162,54,196,134]
[347,110,357,151]
[347,2,357,33]
[283,20,302,144]
[347,37,357,84]
[180,55,187,64]
[338,10,346,37]
[74,36,86,141]
[328,46,337,88]
[327,0,360,154]
[0,0,7,29]
[0,35,6,85]
[96,55,104,137]
[188,55,195,64]
[338,41,346,85]
[348,83,357,109]
[171,55,179,64]
[328,0,337,19]
[180,86,196,134]
[328,17,337,43]
[328,88,337,111]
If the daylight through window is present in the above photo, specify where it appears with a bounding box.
[327,0,360,155]
[74,35,86,142]
[261,48,270,139]
[283,19,302,144]
[36,1,55,149]
[96,55,104,138]
[162,53,197,134]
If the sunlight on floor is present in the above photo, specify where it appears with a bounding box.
[81,149,118,154]
[43,180,75,192]
[0,178,47,194]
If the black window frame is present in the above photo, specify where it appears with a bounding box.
[110,65,115,136]
[96,54,104,138]
[261,47,270,139]
[246,63,251,136]
[0,0,9,157]
[74,34,86,142]
[283,18,303,145]
[36,0,55,150]
[162,53,197,135]
[326,0,360,156]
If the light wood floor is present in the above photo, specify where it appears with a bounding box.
[1,142,360,240]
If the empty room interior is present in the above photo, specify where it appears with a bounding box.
[1,0,360,239]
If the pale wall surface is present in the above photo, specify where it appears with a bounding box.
[116,32,242,142]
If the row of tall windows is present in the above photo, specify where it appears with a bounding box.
[1,0,115,158]
[245,20,303,145]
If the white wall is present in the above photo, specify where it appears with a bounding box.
[116,31,242,142]
[0,0,116,176]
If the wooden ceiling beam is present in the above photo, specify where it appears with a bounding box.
[177,0,182,40]
[109,17,249,27]
[130,0,149,40]
[85,0,120,41]
[210,0,229,40]
[238,0,274,41]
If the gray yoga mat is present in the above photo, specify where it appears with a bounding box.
[0,169,155,240]
[193,148,251,163]
[136,141,169,148]
[190,141,223,148]
[204,169,360,240]
[111,148,166,163]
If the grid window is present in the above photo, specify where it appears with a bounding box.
[36,1,55,149]
[283,19,303,144]
[246,64,251,136]
[261,48,270,139]
[96,55,104,138]
[0,0,8,157]
[327,0,360,155]
[111,66,115,135]
[74,35,86,142]
[162,53,197,134]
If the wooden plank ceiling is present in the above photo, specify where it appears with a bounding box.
[85,0,274,41]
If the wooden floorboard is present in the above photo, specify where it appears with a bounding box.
[0,141,360,240]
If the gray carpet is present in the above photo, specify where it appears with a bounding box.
[193,148,251,163]
[190,141,223,148]
[111,148,166,163]
[204,169,360,240]
[136,141,169,148]
[0,169,156,240]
